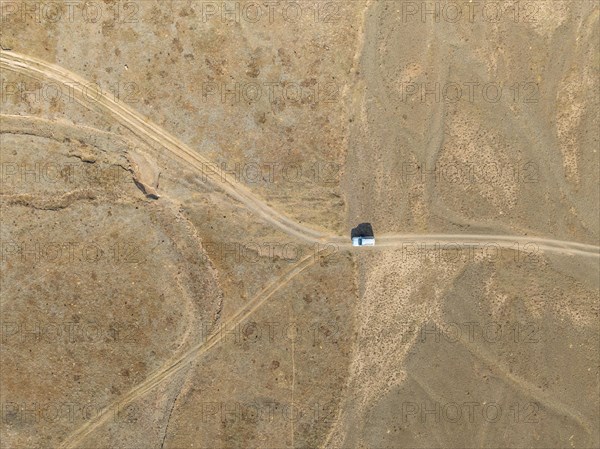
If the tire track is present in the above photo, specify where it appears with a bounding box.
[0,50,335,245]
[374,234,599,258]
[2,51,598,449]
[434,318,597,445]
[2,52,599,258]
[57,250,325,449]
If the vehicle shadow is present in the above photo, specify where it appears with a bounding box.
[351,223,374,238]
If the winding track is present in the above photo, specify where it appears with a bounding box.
[1,49,599,448]
[1,49,333,244]
[1,49,599,259]
[57,251,324,449]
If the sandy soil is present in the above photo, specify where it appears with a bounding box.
[1,1,598,448]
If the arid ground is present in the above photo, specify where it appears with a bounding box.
[1,1,599,448]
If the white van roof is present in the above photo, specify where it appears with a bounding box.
[352,236,375,246]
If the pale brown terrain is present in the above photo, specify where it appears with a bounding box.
[1,1,598,449]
